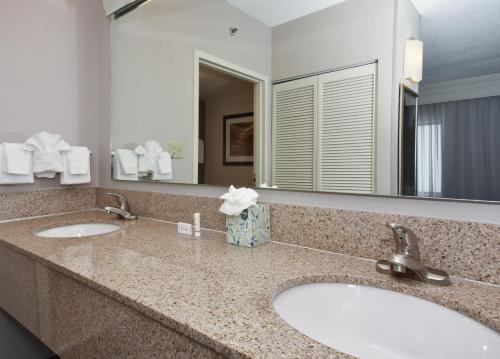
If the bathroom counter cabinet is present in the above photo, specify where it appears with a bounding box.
[0,211,498,358]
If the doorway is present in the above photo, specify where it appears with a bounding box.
[193,51,269,186]
[198,65,254,186]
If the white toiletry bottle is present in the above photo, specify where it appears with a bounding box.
[194,213,201,237]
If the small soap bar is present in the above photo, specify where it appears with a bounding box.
[178,222,192,235]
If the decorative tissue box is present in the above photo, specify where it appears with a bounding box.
[226,204,271,247]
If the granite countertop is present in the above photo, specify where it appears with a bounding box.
[0,210,498,358]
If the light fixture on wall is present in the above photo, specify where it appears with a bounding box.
[404,39,423,83]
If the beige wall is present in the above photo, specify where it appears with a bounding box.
[203,82,254,187]
[109,0,271,184]
[0,0,105,192]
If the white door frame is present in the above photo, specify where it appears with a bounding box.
[193,50,269,185]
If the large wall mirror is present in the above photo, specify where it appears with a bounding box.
[110,0,500,202]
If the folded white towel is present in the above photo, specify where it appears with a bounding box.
[113,151,138,181]
[0,144,34,184]
[151,151,173,181]
[135,141,162,173]
[61,146,91,185]
[36,171,56,179]
[2,143,33,175]
[157,152,172,174]
[116,149,138,175]
[65,146,90,174]
[134,145,152,173]
[24,131,70,177]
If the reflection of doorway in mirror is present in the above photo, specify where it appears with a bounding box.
[198,65,255,187]
[194,51,269,188]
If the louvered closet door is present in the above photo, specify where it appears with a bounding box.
[272,77,317,191]
[318,63,377,193]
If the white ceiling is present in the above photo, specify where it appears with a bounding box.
[225,0,347,27]
[224,0,500,83]
[412,0,500,84]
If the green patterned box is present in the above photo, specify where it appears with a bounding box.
[226,204,271,247]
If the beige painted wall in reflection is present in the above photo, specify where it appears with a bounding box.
[203,84,254,187]
[110,0,271,184]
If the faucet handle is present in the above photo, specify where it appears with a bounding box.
[386,222,407,231]
[385,222,420,260]
[386,222,413,235]
[106,192,129,211]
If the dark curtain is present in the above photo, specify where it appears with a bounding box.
[441,95,500,201]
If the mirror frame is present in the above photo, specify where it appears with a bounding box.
[398,84,419,196]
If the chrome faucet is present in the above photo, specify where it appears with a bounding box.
[376,223,450,285]
[104,193,137,220]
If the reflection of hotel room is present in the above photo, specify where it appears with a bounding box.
[198,65,255,187]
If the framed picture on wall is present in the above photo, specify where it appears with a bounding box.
[223,112,254,165]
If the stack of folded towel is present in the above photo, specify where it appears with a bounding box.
[25,132,91,185]
[25,132,71,178]
[113,140,173,181]
[156,152,172,180]
[61,146,92,185]
[135,141,162,173]
[0,143,34,184]
[0,131,92,185]
[113,149,139,181]
[135,140,173,181]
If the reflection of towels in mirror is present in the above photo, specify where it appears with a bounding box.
[114,149,138,181]
[61,146,91,185]
[0,144,34,184]
[135,141,162,173]
[153,152,173,181]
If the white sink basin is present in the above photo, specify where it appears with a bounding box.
[273,283,500,359]
[36,223,120,238]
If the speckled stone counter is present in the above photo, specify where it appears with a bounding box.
[0,211,498,358]
[95,188,500,284]
[0,188,96,221]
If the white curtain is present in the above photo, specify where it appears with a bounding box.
[417,104,444,197]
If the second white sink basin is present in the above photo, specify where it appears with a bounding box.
[273,283,500,359]
[36,223,120,238]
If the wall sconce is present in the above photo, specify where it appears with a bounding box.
[404,39,423,83]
